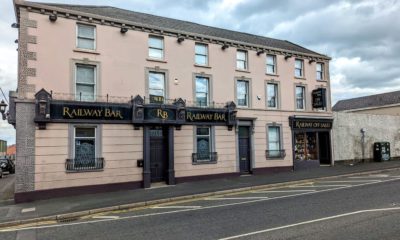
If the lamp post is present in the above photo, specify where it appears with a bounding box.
[0,100,7,120]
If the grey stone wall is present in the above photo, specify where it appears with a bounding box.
[333,112,400,162]
[15,102,36,193]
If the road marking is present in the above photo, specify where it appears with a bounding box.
[2,177,400,232]
[21,208,36,213]
[319,180,380,183]
[92,216,120,220]
[205,197,269,200]
[218,207,400,240]
[253,190,316,193]
[293,184,350,188]
[152,206,202,209]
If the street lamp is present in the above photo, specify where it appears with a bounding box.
[0,100,7,120]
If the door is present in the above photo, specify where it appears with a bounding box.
[318,131,331,165]
[149,126,167,182]
[238,126,251,173]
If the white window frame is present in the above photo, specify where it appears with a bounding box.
[76,24,96,50]
[148,71,166,103]
[316,62,324,81]
[266,54,277,74]
[75,64,96,101]
[296,86,306,110]
[148,36,164,59]
[295,59,304,78]
[195,43,208,66]
[236,50,248,70]
[236,80,249,107]
[195,76,210,107]
[266,83,278,109]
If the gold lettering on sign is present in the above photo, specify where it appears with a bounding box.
[156,109,169,119]
[62,107,123,119]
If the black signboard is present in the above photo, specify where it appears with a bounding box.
[50,102,132,122]
[186,109,227,123]
[144,108,176,121]
[312,88,327,108]
[289,117,333,130]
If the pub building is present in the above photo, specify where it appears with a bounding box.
[7,0,333,202]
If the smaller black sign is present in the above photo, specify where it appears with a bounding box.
[144,108,176,121]
[312,88,327,108]
[289,117,333,130]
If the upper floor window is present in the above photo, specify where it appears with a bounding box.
[236,50,248,70]
[75,64,96,101]
[296,86,305,110]
[267,83,278,109]
[77,24,96,50]
[266,55,277,74]
[295,59,304,78]
[237,80,249,107]
[316,63,324,80]
[195,43,208,65]
[195,76,210,107]
[148,72,165,103]
[148,36,164,59]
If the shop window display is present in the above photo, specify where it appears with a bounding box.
[294,132,318,160]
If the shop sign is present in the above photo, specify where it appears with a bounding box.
[291,118,332,129]
[50,103,131,121]
[144,108,175,121]
[186,109,227,123]
[312,88,327,108]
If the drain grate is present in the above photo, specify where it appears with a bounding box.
[57,217,79,223]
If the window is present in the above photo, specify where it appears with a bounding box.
[267,83,278,108]
[195,43,208,65]
[148,36,164,59]
[76,64,96,101]
[237,80,249,107]
[77,24,95,50]
[72,127,99,170]
[266,55,276,74]
[268,126,282,158]
[316,63,324,80]
[148,72,165,103]
[295,59,304,78]
[193,126,216,163]
[296,86,306,110]
[236,50,248,70]
[195,76,209,107]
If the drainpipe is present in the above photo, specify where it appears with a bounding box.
[360,128,367,163]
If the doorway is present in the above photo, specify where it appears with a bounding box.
[149,126,168,182]
[238,126,251,173]
[318,131,331,165]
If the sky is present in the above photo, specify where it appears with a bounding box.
[0,0,399,145]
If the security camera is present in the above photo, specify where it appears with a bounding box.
[256,95,261,100]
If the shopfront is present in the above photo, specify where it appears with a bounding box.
[289,116,333,169]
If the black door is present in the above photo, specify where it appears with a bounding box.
[238,126,251,173]
[318,132,331,165]
[149,126,167,182]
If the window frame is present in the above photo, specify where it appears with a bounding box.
[148,71,166,104]
[266,82,279,109]
[295,85,306,111]
[316,62,324,81]
[236,50,248,70]
[76,24,96,50]
[236,79,250,108]
[266,124,285,159]
[148,35,164,60]
[193,126,216,164]
[75,64,97,102]
[195,76,210,107]
[195,43,209,66]
[295,59,304,78]
[266,54,277,75]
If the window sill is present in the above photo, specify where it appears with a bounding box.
[317,79,328,82]
[235,69,251,73]
[146,58,167,63]
[266,73,279,77]
[73,48,100,55]
[192,160,218,165]
[266,107,280,111]
[295,109,306,112]
[194,64,212,69]
[66,169,104,173]
[237,105,250,109]
[294,77,307,80]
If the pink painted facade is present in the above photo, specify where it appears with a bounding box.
[11,0,332,202]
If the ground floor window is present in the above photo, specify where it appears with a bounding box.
[267,126,282,158]
[193,126,217,163]
[294,132,318,160]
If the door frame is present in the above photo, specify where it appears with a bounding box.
[236,119,255,174]
[143,125,175,188]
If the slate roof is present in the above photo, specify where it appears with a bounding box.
[24,1,328,58]
[332,91,400,111]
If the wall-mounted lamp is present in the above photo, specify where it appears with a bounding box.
[309,59,316,64]
[222,44,229,50]
[284,54,292,60]
[177,37,185,43]
[257,50,265,56]
[120,27,128,33]
[49,14,57,22]
[0,100,8,120]
[174,78,179,85]
[11,23,19,28]
[14,39,18,44]
[256,95,261,100]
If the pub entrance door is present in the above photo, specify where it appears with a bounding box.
[149,126,168,182]
[318,131,331,165]
[238,126,251,173]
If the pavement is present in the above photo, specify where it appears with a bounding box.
[1,160,400,227]
[0,174,14,202]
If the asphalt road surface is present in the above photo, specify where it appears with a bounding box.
[1,171,400,240]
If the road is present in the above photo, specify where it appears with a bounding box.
[1,171,400,239]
